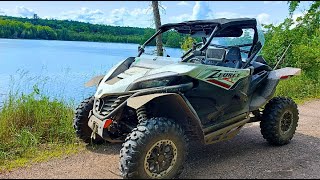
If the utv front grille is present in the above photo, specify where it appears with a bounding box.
[94,94,131,117]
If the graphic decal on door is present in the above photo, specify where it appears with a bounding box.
[196,67,250,90]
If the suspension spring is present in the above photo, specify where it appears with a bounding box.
[136,105,147,123]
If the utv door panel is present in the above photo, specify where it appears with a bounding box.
[185,66,251,126]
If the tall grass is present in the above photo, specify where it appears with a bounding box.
[0,85,78,168]
[275,72,320,104]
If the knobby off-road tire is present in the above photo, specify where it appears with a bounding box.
[73,96,104,144]
[119,117,188,179]
[260,97,299,146]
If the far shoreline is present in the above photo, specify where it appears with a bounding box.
[0,37,141,45]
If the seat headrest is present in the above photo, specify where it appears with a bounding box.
[225,47,241,62]
[206,48,226,62]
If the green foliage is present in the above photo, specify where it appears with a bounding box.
[163,30,184,48]
[222,30,253,46]
[263,1,320,102]
[0,15,184,48]
[288,1,300,15]
[0,85,76,165]
[181,36,197,51]
[275,73,320,103]
[262,1,319,76]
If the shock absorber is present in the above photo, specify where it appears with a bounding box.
[136,105,147,123]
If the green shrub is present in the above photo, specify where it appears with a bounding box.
[275,73,320,103]
[0,85,76,164]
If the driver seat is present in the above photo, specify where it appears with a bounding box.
[224,47,242,68]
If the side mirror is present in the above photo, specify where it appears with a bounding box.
[137,45,145,57]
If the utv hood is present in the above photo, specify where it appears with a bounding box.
[94,55,200,98]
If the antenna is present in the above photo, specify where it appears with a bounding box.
[273,41,292,70]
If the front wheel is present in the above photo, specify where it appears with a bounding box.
[260,97,299,145]
[73,96,104,144]
[119,117,188,179]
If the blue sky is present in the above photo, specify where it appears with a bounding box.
[0,1,312,28]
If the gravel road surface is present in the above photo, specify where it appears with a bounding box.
[1,99,320,179]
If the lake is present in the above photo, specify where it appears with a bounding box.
[0,39,183,105]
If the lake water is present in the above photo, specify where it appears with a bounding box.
[0,39,183,105]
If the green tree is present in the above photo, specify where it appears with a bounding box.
[181,36,197,51]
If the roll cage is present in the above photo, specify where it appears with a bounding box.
[137,18,263,69]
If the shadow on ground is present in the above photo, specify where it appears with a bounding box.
[85,142,122,156]
[85,123,320,179]
[180,125,320,179]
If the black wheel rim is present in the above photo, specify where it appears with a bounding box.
[144,140,177,178]
[280,110,293,134]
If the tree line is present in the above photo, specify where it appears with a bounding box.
[0,15,186,48]
[261,1,319,78]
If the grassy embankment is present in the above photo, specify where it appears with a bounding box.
[275,73,320,104]
[0,84,87,172]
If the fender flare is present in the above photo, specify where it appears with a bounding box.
[127,93,205,142]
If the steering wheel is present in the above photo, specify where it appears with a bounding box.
[188,57,205,64]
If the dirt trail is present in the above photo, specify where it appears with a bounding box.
[1,99,320,179]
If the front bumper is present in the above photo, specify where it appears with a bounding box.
[87,94,132,139]
[87,82,194,140]
[87,111,105,138]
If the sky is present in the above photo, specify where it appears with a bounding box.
[0,1,313,28]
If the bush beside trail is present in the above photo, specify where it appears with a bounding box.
[0,86,80,171]
[262,1,320,102]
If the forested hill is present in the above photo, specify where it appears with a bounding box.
[0,15,184,48]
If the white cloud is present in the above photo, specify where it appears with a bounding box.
[257,13,271,24]
[169,14,191,23]
[211,11,273,25]
[214,12,246,19]
[44,7,153,27]
[191,1,213,20]
[290,11,306,29]
[58,7,104,24]
[263,1,284,4]
[168,1,213,23]
[0,8,7,15]
[177,1,190,6]
[292,12,304,22]
[0,4,282,29]
[0,8,11,16]
[15,6,35,17]
[0,6,37,18]
[106,7,153,27]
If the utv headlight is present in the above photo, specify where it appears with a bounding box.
[127,72,180,91]
[134,77,176,89]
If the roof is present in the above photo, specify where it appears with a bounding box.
[160,18,257,31]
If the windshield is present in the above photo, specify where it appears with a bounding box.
[209,28,254,60]
[138,21,266,63]
[207,24,265,60]
[141,30,187,59]
[256,22,265,55]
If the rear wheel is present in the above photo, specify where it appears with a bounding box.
[73,96,104,144]
[119,117,188,179]
[260,97,299,145]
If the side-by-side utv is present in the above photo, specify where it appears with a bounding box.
[73,18,301,179]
